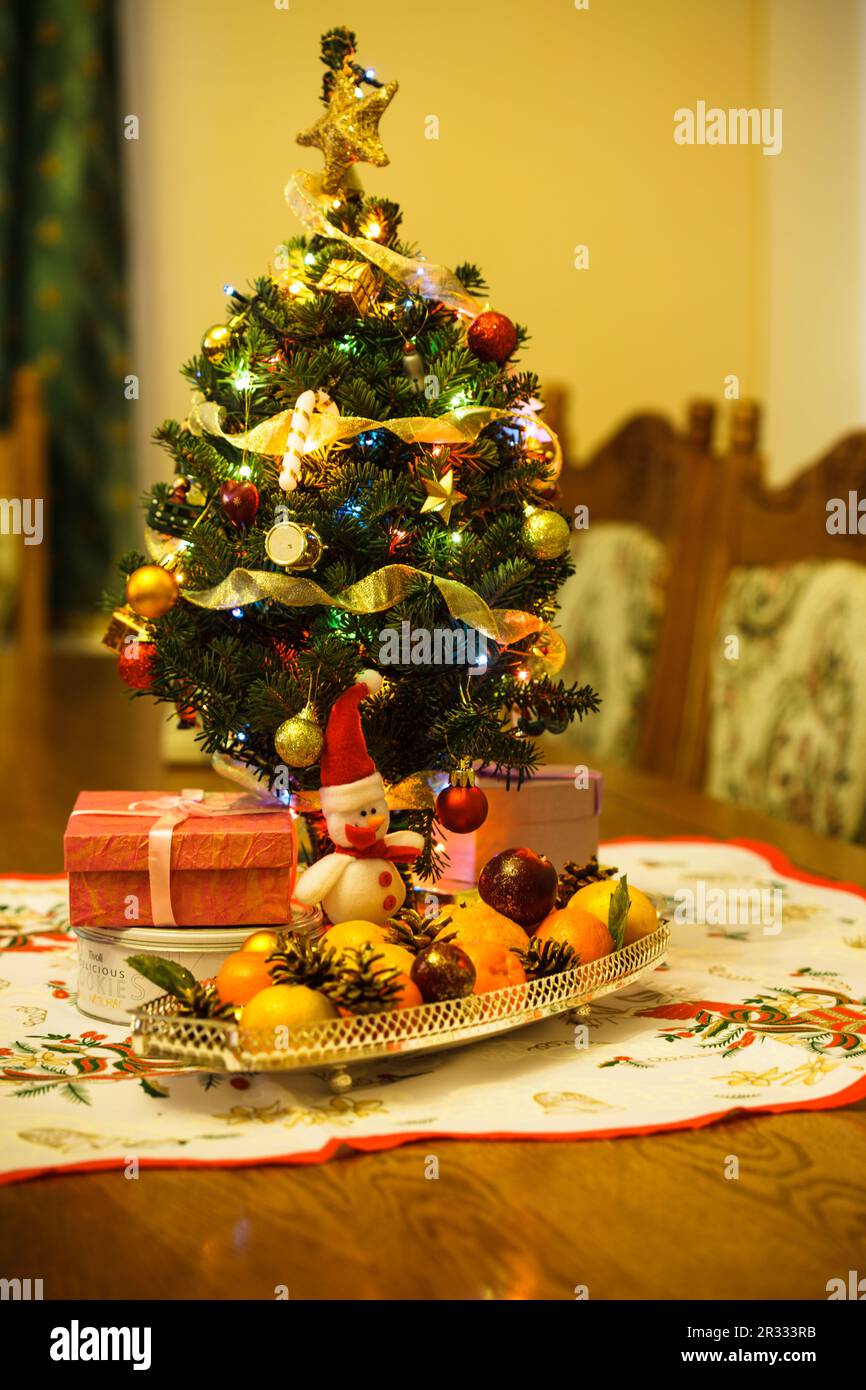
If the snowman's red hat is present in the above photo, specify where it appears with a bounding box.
[319,670,386,815]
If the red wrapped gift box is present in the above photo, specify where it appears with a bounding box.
[429,766,602,891]
[64,789,297,929]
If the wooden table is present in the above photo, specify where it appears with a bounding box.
[1,652,864,1300]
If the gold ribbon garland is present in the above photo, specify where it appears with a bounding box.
[211,752,437,813]
[189,395,561,478]
[385,773,438,811]
[292,773,437,815]
[184,562,565,674]
[285,170,486,320]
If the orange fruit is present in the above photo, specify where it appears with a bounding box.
[215,951,276,1006]
[241,983,337,1032]
[366,942,415,975]
[325,920,388,956]
[241,928,281,955]
[534,907,614,964]
[568,880,658,945]
[436,901,529,952]
[459,939,527,995]
[390,973,424,1009]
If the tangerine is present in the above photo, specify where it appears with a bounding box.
[459,939,527,994]
[436,901,529,952]
[241,983,337,1032]
[215,951,276,1006]
[534,907,614,964]
[241,928,281,955]
[325,920,388,956]
[390,973,424,1009]
[367,942,415,975]
[568,880,658,945]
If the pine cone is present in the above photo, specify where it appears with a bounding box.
[515,937,577,980]
[269,934,338,992]
[389,907,454,955]
[329,942,403,1015]
[177,981,239,1022]
[556,855,618,908]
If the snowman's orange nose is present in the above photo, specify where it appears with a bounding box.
[367,815,385,833]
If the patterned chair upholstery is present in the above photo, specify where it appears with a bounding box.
[705,560,866,842]
[552,522,669,762]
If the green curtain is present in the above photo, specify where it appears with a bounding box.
[0,0,132,619]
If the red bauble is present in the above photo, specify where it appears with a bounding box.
[436,782,489,834]
[467,310,518,364]
[117,640,156,690]
[478,847,558,928]
[219,479,259,528]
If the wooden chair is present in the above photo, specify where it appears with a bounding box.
[551,400,717,776]
[678,402,866,841]
[0,367,49,657]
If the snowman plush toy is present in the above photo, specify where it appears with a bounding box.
[293,671,424,925]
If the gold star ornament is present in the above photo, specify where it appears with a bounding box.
[419,468,467,525]
[296,65,398,195]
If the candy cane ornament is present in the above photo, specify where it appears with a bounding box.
[278,389,336,492]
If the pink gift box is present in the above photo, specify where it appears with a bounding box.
[431,766,602,891]
[64,790,297,928]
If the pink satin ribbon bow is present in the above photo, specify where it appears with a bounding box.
[74,789,290,927]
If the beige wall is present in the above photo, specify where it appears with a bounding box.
[755,0,865,480]
[120,0,863,492]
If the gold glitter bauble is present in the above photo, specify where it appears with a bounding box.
[274,701,324,768]
[296,64,398,195]
[125,564,179,619]
[201,324,232,363]
[521,508,571,560]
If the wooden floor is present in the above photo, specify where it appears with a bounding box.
[0,651,864,1299]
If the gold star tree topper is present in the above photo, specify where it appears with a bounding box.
[297,64,398,195]
[419,468,467,525]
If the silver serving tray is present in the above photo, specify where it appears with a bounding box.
[130,923,669,1089]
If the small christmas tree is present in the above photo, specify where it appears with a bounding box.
[109,28,599,878]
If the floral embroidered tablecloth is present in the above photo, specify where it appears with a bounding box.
[1,838,865,1184]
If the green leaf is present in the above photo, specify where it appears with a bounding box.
[126,954,196,1000]
[608,876,630,952]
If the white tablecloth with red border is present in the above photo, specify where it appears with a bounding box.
[1,837,865,1184]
